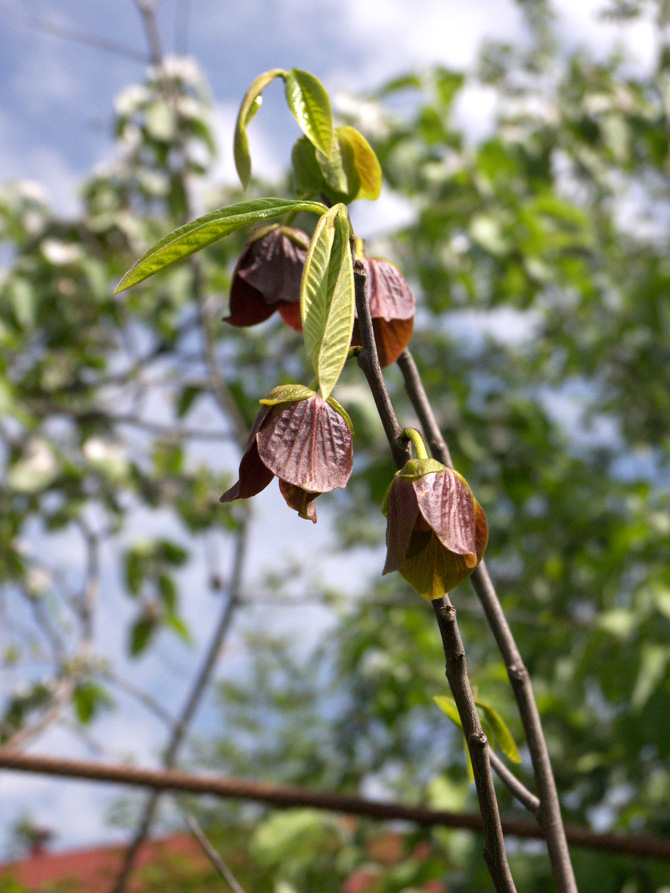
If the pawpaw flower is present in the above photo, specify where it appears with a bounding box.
[223,225,309,329]
[220,385,353,523]
[351,257,415,367]
[382,455,488,600]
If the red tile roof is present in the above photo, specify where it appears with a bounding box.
[0,832,212,892]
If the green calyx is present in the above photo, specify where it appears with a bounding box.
[259,384,316,406]
[396,457,445,480]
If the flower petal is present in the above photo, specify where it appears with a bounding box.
[256,395,353,492]
[383,475,420,575]
[414,470,477,563]
[240,227,308,305]
[224,275,275,327]
[351,316,414,367]
[361,258,415,321]
[219,406,274,503]
[277,300,303,332]
[400,530,475,600]
[278,479,318,522]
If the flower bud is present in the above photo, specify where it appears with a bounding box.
[351,257,415,366]
[382,459,487,599]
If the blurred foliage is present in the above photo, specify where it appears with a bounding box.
[3,2,670,891]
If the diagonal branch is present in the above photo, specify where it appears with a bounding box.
[353,261,516,892]
[397,347,577,893]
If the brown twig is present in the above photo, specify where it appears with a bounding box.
[397,347,578,893]
[183,813,247,893]
[110,524,248,893]
[2,751,669,862]
[353,261,515,891]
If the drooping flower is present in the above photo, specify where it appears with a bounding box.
[351,256,415,367]
[223,225,309,329]
[382,457,488,599]
[220,385,353,522]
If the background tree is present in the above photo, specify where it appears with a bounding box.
[2,1,670,891]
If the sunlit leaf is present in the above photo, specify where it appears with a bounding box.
[434,695,473,781]
[285,69,334,159]
[476,699,521,764]
[300,204,354,400]
[114,198,327,292]
[337,126,382,200]
[234,68,286,188]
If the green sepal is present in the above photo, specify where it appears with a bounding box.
[326,397,354,434]
[259,384,316,406]
[396,458,445,480]
[234,68,287,188]
[114,198,327,293]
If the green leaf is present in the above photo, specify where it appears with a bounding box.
[114,198,327,292]
[434,696,473,782]
[337,126,382,200]
[234,68,286,188]
[259,384,316,405]
[73,681,112,725]
[129,618,156,656]
[284,69,334,159]
[300,204,354,401]
[316,140,349,195]
[476,698,521,763]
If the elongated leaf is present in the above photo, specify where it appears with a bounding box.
[476,699,522,763]
[300,204,354,400]
[234,68,286,188]
[285,69,334,159]
[337,126,382,200]
[434,695,473,781]
[114,198,327,293]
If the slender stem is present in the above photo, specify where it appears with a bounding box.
[183,813,247,893]
[402,427,429,460]
[353,263,515,891]
[433,598,516,893]
[488,750,540,814]
[110,524,248,893]
[397,348,577,893]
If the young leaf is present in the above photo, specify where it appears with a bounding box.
[337,126,382,200]
[284,69,334,159]
[434,695,473,782]
[234,68,287,188]
[476,698,522,764]
[300,204,354,401]
[114,198,327,293]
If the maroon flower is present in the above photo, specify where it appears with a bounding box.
[351,257,415,367]
[220,387,353,522]
[382,458,488,599]
[223,225,309,329]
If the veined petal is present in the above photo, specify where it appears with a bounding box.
[256,395,353,492]
[382,475,420,575]
[414,469,477,563]
[278,479,319,523]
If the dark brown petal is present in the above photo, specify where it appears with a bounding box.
[383,475,420,575]
[256,395,353,493]
[219,405,274,503]
[224,275,275,327]
[278,479,318,523]
[473,498,488,564]
[413,470,477,564]
[277,300,303,332]
[360,257,415,321]
[351,316,414,367]
[219,440,274,503]
[239,227,308,306]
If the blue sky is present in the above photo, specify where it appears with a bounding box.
[0,0,659,860]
